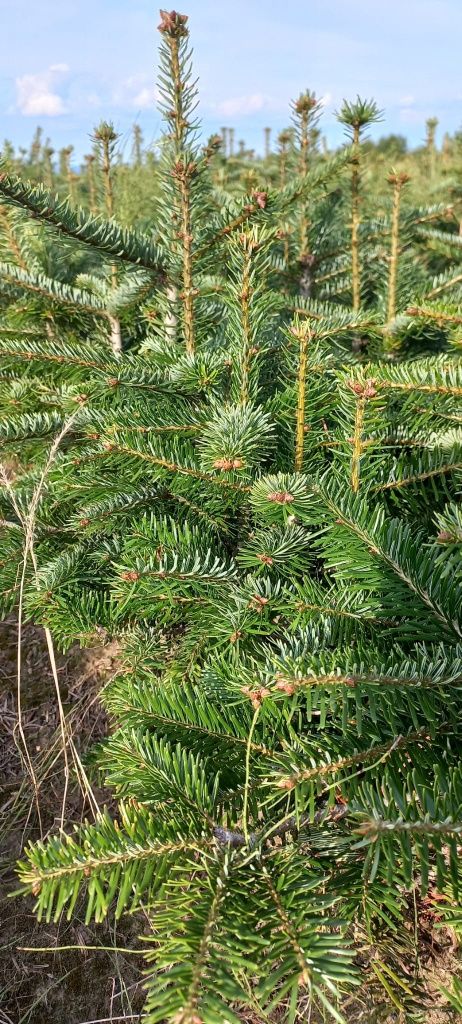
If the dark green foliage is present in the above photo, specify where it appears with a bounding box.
[336,96,383,133]
[1,9,462,1024]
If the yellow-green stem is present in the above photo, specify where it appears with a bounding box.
[295,325,310,471]
[243,704,261,844]
[170,37,185,147]
[239,249,252,403]
[384,173,409,354]
[387,180,403,324]
[351,398,365,492]
[179,173,195,356]
[101,138,114,219]
[101,137,122,355]
[298,111,311,267]
[351,124,361,311]
[171,36,195,355]
[299,110,309,174]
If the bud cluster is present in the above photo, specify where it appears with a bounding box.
[158,9,188,37]
[347,377,378,398]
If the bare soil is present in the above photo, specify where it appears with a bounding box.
[0,617,145,1024]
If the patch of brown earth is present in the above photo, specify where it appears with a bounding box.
[0,616,145,1024]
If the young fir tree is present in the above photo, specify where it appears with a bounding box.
[0,9,462,1024]
[336,97,383,311]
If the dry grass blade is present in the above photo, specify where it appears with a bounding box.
[0,410,100,831]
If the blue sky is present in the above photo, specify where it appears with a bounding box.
[1,0,461,162]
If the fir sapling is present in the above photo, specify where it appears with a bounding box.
[0,9,460,1024]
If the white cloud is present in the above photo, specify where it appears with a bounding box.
[15,64,68,116]
[399,94,415,106]
[132,86,157,109]
[214,93,269,117]
[320,92,333,108]
[112,74,159,110]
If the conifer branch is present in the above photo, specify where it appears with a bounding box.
[95,441,252,490]
[277,727,430,788]
[0,166,166,274]
[376,461,462,490]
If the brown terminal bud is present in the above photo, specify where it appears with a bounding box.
[213,457,244,471]
[248,594,269,612]
[294,91,318,115]
[363,378,378,398]
[437,530,456,543]
[347,377,378,398]
[267,491,294,504]
[387,170,411,187]
[158,9,189,37]
[241,685,270,706]
[93,121,119,144]
[276,777,296,790]
[274,678,296,695]
[252,190,268,209]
